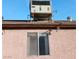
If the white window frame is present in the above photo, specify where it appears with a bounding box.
[27,32,49,56]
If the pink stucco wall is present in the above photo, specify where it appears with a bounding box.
[2,30,76,59]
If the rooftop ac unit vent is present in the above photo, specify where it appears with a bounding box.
[67,16,73,21]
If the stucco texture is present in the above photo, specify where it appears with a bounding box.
[2,30,76,59]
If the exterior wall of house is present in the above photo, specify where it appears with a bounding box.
[2,29,76,59]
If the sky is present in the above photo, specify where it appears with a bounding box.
[2,0,76,20]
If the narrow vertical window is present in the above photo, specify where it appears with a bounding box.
[27,32,38,55]
[39,33,49,55]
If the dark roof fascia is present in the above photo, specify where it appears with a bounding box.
[2,20,76,29]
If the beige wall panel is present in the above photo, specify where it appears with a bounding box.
[3,30,76,59]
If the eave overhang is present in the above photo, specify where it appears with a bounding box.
[2,20,76,29]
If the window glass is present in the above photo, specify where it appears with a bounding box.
[27,32,38,55]
[39,33,49,55]
[32,1,50,5]
[27,32,49,55]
